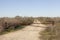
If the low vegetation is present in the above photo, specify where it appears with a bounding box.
[0,16,34,35]
[38,17,60,40]
[0,16,60,40]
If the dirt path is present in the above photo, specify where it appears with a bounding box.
[0,20,47,40]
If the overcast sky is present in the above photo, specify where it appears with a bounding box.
[0,0,60,17]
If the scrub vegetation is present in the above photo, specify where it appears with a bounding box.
[0,16,34,35]
[38,17,60,40]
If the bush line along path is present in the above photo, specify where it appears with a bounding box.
[0,20,47,40]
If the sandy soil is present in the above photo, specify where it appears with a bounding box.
[0,20,47,40]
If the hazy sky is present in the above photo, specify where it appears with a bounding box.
[0,0,60,17]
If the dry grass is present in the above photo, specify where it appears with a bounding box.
[38,17,60,40]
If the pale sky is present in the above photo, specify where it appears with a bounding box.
[0,0,60,17]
